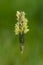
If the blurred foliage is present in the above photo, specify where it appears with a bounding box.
[0,0,43,65]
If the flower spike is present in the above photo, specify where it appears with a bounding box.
[15,11,29,54]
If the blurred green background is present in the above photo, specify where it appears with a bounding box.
[0,0,43,65]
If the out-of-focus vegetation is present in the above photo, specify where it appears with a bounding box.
[0,0,43,65]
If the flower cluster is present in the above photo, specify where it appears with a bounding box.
[15,11,29,35]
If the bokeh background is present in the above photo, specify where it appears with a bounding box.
[0,0,43,65]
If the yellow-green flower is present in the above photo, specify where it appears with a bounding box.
[15,11,29,35]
